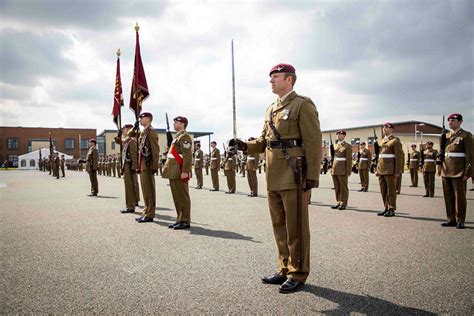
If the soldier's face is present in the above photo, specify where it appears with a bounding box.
[361,144,366,149]
[411,146,416,151]
[448,119,461,130]
[427,144,433,149]
[270,73,291,95]
[383,126,393,135]
[140,117,151,126]
[337,134,345,141]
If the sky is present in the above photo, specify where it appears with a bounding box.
[1,0,473,150]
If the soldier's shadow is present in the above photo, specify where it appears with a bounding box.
[189,226,261,243]
[303,284,436,315]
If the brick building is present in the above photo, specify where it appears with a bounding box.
[0,126,96,167]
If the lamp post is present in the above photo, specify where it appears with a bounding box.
[415,123,425,143]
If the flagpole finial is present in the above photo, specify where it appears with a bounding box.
[116,48,121,57]
[135,22,140,32]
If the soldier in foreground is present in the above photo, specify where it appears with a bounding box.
[230,63,321,294]
[357,141,371,192]
[246,137,258,197]
[209,141,220,191]
[421,141,437,197]
[224,150,237,194]
[129,112,160,223]
[53,152,60,179]
[86,139,99,196]
[60,154,65,177]
[330,130,352,210]
[376,123,403,217]
[408,144,420,187]
[115,124,140,213]
[438,113,472,229]
[194,143,204,189]
[162,116,192,230]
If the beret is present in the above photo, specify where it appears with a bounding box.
[139,112,153,119]
[336,130,346,135]
[122,124,133,129]
[383,122,394,128]
[269,63,296,76]
[173,116,188,124]
[447,113,462,121]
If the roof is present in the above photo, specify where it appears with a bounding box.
[98,128,213,138]
[322,120,442,133]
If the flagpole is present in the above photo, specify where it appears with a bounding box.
[231,39,237,142]
[134,23,140,166]
[117,48,123,172]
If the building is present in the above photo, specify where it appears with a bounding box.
[322,120,443,161]
[0,126,96,167]
[97,129,214,156]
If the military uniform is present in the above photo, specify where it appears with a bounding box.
[60,157,65,177]
[246,153,259,196]
[204,155,210,175]
[210,147,220,190]
[396,150,405,194]
[86,142,99,195]
[194,147,204,189]
[440,127,472,225]
[376,133,403,214]
[246,89,322,284]
[409,149,420,187]
[115,132,140,211]
[53,155,60,179]
[240,156,246,177]
[129,120,160,220]
[112,156,117,177]
[224,154,237,193]
[163,129,193,226]
[422,146,438,197]
[330,137,352,209]
[357,147,372,191]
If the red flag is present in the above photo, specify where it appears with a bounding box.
[129,25,149,118]
[112,50,124,129]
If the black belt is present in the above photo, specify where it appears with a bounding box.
[268,139,302,148]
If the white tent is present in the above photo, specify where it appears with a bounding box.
[17,148,73,170]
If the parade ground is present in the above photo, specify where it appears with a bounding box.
[1,170,473,314]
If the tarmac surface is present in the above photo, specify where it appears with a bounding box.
[1,169,473,314]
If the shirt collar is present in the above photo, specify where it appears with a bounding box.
[278,90,294,103]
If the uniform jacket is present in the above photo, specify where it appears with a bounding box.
[442,128,472,178]
[376,135,404,175]
[60,158,65,168]
[246,91,322,191]
[224,155,237,171]
[210,148,220,170]
[422,149,438,173]
[246,154,258,171]
[129,126,160,173]
[115,136,138,172]
[409,150,420,169]
[194,149,204,168]
[331,141,352,176]
[357,148,372,170]
[162,130,192,179]
[86,146,99,172]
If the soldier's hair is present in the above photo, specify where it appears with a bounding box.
[211,141,217,145]
[284,73,297,86]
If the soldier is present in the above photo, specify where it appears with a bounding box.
[115,124,140,214]
[157,153,163,176]
[112,155,117,177]
[60,154,65,177]
[204,154,210,175]
[438,113,472,229]
[129,112,160,223]
[330,130,352,210]
[230,63,321,294]
[163,116,193,230]
[408,144,420,187]
[224,150,237,194]
[421,141,437,197]
[194,143,204,189]
[322,155,329,175]
[86,139,99,196]
[209,141,220,191]
[116,154,121,178]
[108,155,112,177]
[246,137,259,197]
[357,142,372,192]
[397,149,405,194]
[376,123,404,217]
[53,152,60,179]
[240,155,246,177]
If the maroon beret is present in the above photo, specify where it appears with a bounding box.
[447,113,463,121]
[139,112,153,119]
[360,141,366,145]
[383,122,394,128]
[173,116,188,124]
[426,141,434,145]
[411,144,417,147]
[89,138,96,143]
[122,124,133,129]
[269,63,296,76]
[336,130,346,135]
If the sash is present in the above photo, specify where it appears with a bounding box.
[170,144,189,183]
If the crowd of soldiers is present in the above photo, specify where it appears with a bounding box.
[38,152,66,179]
[43,63,471,294]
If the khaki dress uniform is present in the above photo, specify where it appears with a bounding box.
[409,150,420,187]
[224,155,237,193]
[210,148,220,190]
[194,149,204,188]
[376,135,403,211]
[60,157,65,177]
[115,136,140,209]
[246,153,259,196]
[129,126,160,220]
[240,156,246,177]
[204,156,210,175]
[247,91,322,283]
[163,130,193,224]
[422,148,438,197]
[331,142,352,207]
[441,128,472,223]
[116,156,121,178]
[396,151,405,194]
[86,145,99,195]
[112,157,117,177]
[357,148,372,191]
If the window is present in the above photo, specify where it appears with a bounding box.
[20,159,27,167]
[7,138,18,149]
[111,141,115,150]
[65,139,75,150]
[80,139,89,149]
[368,136,376,145]
[351,138,360,146]
[30,159,35,167]
[8,155,18,167]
